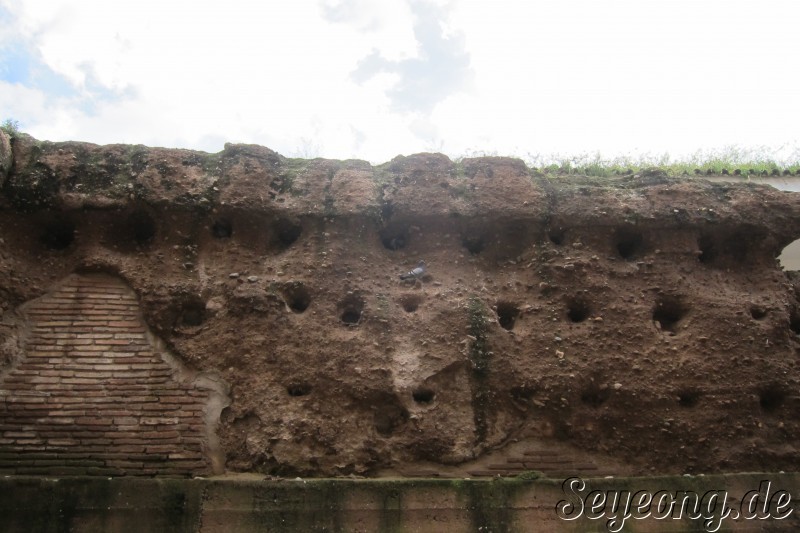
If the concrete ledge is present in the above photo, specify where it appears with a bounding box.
[1,473,800,532]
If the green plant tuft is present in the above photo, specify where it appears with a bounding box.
[516,470,545,480]
[1,118,20,137]
[524,146,800,178]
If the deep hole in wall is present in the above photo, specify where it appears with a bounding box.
[109,210,156,251]
[548,227,565,246]
[653,294,688,333]
[698,234,717,264]
[677,389,700,408]
[699,229,760,266]
[212,219,232,239]
[339,294,365,325]
[509,385,536,409]
[566,296,591,323]
[615,227,643,260]
[462,235,485,255]
[282,283,311,313]
[411,387,435,404]
[723,232,749,263]
[496,301,520,330]
[580,383,609,407]
[749,305,767,320]
[40,218,75,250]
[380,199,394,221]
[789,308,800,336]
[398,294,422,313]
[380,226,408,251]
[287,383,312,397]
[274,218,302,249]
[179,298,206,327]
[759,386,785,412]
[130,211,157,246]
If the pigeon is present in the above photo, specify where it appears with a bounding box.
[400,260,426,281]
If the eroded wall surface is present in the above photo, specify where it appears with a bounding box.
[1,131,799,477]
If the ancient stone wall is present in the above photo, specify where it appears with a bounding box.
[1,130,799,478]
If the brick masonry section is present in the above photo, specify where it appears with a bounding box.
[0,274,214,477]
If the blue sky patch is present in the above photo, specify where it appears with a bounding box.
[0,5,129,115]
[350,1,473,114]
[0,42,78,100]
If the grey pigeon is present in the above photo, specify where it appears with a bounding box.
[400,260,426,280]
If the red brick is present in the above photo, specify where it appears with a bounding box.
[111,372,151,379]
[70,388,109,395]
[98,353,133,360]
[3,431,37,438]
[95,364,130,371]
[79,438,112,445]
[145,377,173,385]
[105,460,144,469]
[157,397,199,405]
[48,410,85,417]
[140,417,180,425]
[111,439,147,446]
[72,356,114,363]
[62,378,98,385]
[36,417,75,430]
[74,417,114,425]
[143,445,179,453]
[81,310,128,316]
[176,411,202,419]
[105,384,149,392]
[72,371,108,379]
[83,293,125,300]
[4,396,48,404]
[55,339,94,345]
[43,439,79,447]
[38,370,75,377]
[139,431,180,440]
[71,345,112,352]
[61,364,96,371]
[26,350,64,357]
[33,335,75,341]
[103,431,141,438]
[107,320,142,327]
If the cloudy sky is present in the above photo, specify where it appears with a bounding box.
[1,0,798,164]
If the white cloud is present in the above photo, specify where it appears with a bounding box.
[1,0,798,163]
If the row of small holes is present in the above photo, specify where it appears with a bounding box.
[495,297,691,332]
[580,387,785,411]
[39,216,301,251]
[285,384,436,405]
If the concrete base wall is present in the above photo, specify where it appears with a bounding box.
[2,474,799,532]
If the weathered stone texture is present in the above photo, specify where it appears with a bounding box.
[0,134,799,478]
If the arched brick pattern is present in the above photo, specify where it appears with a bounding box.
[0,274,226,477]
